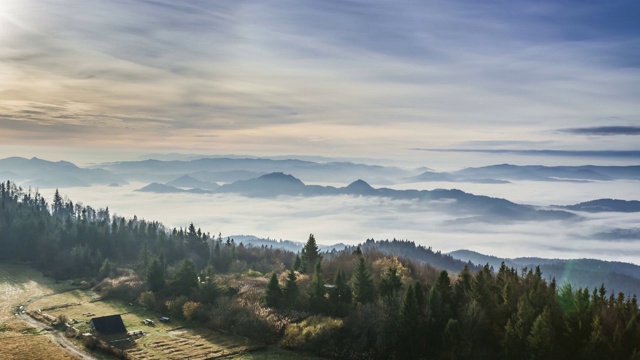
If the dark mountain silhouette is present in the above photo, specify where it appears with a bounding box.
[559,199,640,213]
[0,156,122,187]
[449,249,640,296]
[166,175,219,190]
[343,179,376,195]
[218,172,308,197]
[138,172,578,222]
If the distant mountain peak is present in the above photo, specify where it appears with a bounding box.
[347,179,373,190]
[258,172,304,185]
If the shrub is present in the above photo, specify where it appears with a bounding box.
[182,301,201,320]
[281,315,343,355]
[137,291,156,309]
[165,296,189,319]
[95,275,144,301]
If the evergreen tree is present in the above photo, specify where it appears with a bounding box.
[199,263,220,305]
[138,242,151,275]
[52,189,63,216]
[397,284,420,359]
[284,268,299,307]
[352,256,375,304]
[265,272,283,308]
[380,266,403,299]
[300,233,321,273]
[147,257,165,292]
[98,258,113,280]
[526,306,555,360]
[293,254,301,271]
[330,269,352,316]
[308,262,327,313]
[442,319,462,360]
[173,259,199,295]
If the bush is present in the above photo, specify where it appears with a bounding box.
[281,316,344,355]
[95,275,144,301]
[137,291,156,309]
[207,298,279,343]
[165,296,189,319]
[182,301,201,320]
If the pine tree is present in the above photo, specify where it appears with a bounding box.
[52,189,63,216]
[330,269,351,316]
[173,259,199,295]
[300,233,321,273]
[265,272,282,308]
[98,258,113,280]
[138,242,151,275]
[352,256,375,304]
[308,262,327,313]
[284,268,299,307]
[526,306,555,360]
[380,266,402,299]
[397,284,420,359]
[147,257,165,292]
[293,254,301,271]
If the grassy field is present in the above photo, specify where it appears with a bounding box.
[2,263,323,360]
[0,262,77,360]
[29,287,263,359]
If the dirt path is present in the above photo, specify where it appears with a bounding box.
[0,263,96,360]
[16,311,97,360]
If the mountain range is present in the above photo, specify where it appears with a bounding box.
[137,172,640,222]
[3,156,639,188]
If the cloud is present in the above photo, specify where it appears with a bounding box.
[412,148,640,159]
[36,181,640,264]
[558,126,640,136]
[1,0,640,162]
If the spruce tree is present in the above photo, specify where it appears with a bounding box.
[380,266,402,299]
[526,306,555,360]
[300,233,321,273]
[284,268,299,307]
[352,256,375,304]
[308,262,327,313]
[397,284,420,359]
[265,272,282,308]
[293,254,301,271]
[174,259,199,295]
[147,257,165,292]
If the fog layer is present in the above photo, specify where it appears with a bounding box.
[40,181,640,265]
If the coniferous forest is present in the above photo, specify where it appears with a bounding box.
[2,180,640,359]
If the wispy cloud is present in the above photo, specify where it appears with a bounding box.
[558,126,640,136]
[411,148,640,159]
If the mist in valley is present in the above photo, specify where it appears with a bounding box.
[37,174,640,265]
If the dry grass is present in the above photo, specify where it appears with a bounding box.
[28,286,263,359]
[0,262,76,360]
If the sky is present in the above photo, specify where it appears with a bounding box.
[1,0,640,167]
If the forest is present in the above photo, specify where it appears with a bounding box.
[1,180,640,359]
